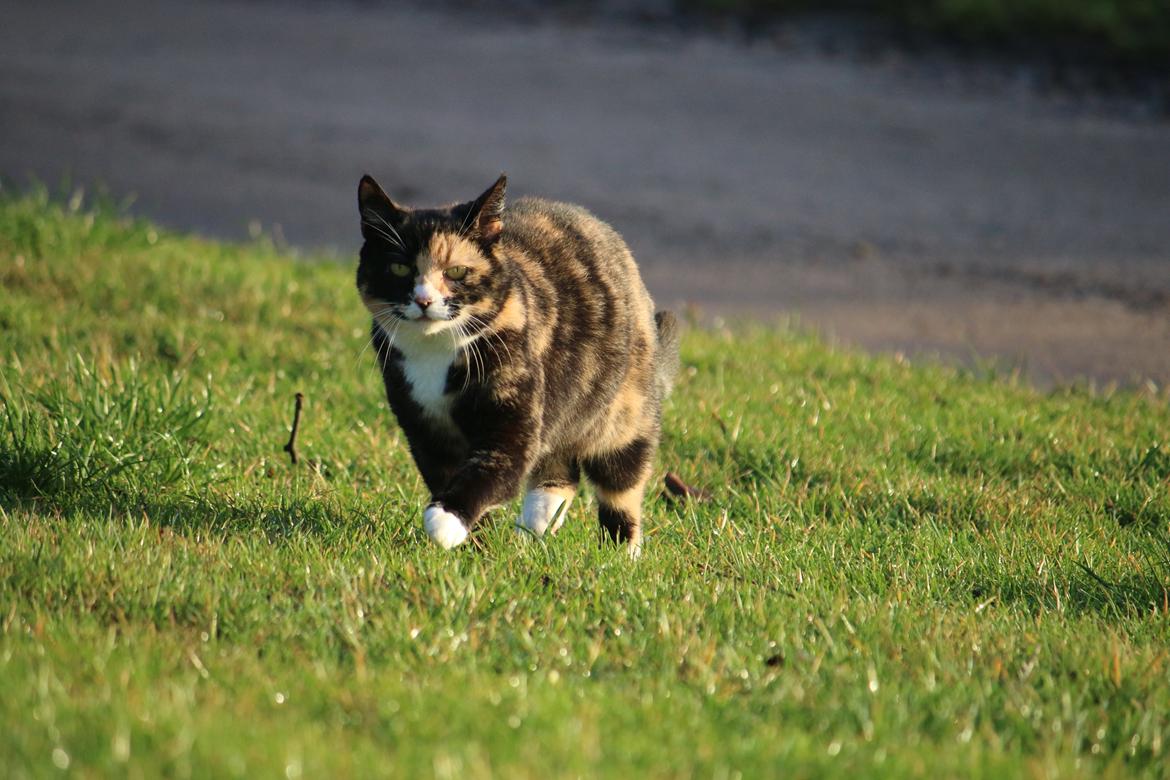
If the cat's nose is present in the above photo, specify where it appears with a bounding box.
[414,293,432,309]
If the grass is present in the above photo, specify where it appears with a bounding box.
[2,185,1169,778]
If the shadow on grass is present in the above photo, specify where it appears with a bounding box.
[1,467,389,543]
[0,357,387,543]
[0,412,394,544]
[964,534,1170,621]
[115,490,375,540]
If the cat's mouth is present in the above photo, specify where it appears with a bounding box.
[410,308,453,324]
[363,294,455,333]
[405,307,463,337]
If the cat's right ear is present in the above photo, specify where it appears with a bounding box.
[358,175,407,241]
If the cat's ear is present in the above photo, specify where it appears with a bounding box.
[463,174,507,244]
[358,174,407,241]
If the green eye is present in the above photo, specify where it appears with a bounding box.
[389,263,410,277]
[444,266,468,281]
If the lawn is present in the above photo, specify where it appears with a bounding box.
[1,188,1168,778]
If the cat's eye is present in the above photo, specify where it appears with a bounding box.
[389,263,411,277]
[444,266,469,281]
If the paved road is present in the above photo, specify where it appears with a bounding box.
[3,0,1169,385]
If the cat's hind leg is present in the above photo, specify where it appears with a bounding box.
[582,437,654,557]
[516,455,579,539]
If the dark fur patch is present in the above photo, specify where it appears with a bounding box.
[582,438,653,493]
[598,505,637,544]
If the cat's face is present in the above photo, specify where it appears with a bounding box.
[356,175,507,337]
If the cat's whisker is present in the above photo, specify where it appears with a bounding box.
[355,334,376,365]
[367,304,400,318]
[456,322,474,394]
[376,215,408,249]
[452,317,481,393]
[361,220,405,251]
[360,320,388,365]
[457,321,482,393]
[385,314,404,345]
[356,305,404,366]
[368,314,403,372]
[375,322,396,370]
[448,322,472,394]
[451,320,467,388]
[362,209,407,250]
[468,328,486,390]
[364,305,398,321]
[456,203,475,238]
[460,316,497,369]
[449,315,478,388]
[462,312,514,366]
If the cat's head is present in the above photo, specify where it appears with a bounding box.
[356,174,509,336]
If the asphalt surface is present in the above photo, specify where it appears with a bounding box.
[3,0,1169,385]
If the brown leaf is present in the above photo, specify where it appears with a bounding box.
[664,471,711,502]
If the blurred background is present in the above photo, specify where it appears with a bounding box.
[3,0,1168,385]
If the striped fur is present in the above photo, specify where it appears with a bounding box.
[356,174,678,553]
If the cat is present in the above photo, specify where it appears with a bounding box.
[356,173,679,555]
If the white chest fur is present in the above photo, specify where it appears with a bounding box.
[395,331,459,423]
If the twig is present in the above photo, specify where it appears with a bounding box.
[284,392,304,465]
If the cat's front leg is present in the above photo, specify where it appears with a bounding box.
[426,446,534,547]
[423,389,539,548]
[423,504,470,549]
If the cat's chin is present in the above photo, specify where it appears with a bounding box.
[396,313,452,332]
[416,318,456,336]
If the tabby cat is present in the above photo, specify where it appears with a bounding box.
[356,174,679,555]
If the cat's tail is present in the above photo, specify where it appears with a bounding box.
[653,310,681,400]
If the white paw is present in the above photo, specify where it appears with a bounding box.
[423,505,468,549]
[515,490,572,539]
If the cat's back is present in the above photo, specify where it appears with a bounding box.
[503,197,653,314]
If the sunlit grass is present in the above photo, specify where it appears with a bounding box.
[2,187,1168,777]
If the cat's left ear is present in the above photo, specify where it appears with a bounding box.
[462,174,506,245]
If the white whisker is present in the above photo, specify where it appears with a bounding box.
[367,312,403,373]
[362,220,405,251]
[356,303,404,365]
[362,208,407,250]
[456,204,475,238]
[465,322,485,392]
[463,311,515,367]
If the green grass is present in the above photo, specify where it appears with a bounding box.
[2,186,1169,778]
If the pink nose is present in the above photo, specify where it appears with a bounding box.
[414,293,432,309]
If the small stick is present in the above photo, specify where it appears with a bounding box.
[283,392,304,465]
